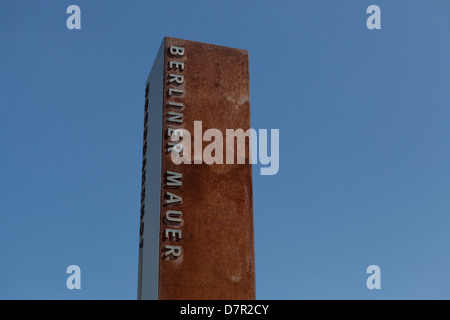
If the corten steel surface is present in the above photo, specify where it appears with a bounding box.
[139,37,255,300]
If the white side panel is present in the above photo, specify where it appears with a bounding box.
[138,40,165,300]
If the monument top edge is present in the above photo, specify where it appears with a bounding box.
[163,36,248,54]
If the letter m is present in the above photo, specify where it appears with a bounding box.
[166,171,182,187]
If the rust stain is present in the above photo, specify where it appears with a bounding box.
[158,37,255,300]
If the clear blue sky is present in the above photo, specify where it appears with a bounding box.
[1,0,449,299]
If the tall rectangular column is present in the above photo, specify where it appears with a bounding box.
[138,37,255,300]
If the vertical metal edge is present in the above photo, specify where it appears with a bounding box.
[138,38,165,300]
[157,37,166,301]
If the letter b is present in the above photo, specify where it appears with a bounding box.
[169,46,185,56]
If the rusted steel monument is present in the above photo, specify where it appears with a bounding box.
[138,37,255,300]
